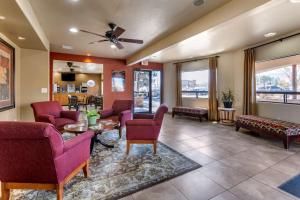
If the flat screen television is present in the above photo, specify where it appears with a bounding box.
[61,73,75,81]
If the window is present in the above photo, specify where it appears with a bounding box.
[256,61,300,104]
[181,69,209,98]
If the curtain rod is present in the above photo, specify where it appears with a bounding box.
[174,56,219,64]
[251,32,300,50]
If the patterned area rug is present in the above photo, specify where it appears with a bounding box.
[11,131,201,200]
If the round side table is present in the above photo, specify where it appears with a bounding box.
[218,107,236,125]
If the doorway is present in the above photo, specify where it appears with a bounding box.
[133,70,162,113]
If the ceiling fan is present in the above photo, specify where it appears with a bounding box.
[80,23,143,49]
[64,62,81,73]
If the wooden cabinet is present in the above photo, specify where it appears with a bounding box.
[53,93,88,106]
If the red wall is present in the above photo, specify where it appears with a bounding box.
[50,52,163,109]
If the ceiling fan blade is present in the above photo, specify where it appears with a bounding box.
[115,42,124,49]
[118,38,143,44]
[112,27,125,37]
[80,29,106,38]
[89,39,108,44]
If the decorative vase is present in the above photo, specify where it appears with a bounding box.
[87,116,98,125]
[223,101,233,108]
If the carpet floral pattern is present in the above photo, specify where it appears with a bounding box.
[11,131,201,200]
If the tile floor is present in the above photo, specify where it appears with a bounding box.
[121,114,300,200]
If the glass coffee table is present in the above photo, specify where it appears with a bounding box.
[63,120,119,153]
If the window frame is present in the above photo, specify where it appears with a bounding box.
[181,70,209,99]
[256,63,300,105]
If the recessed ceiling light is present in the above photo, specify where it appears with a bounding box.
[290,0,300,3]
[110,43,117,49]
[70,0,80,2]
[18,36,26,40]
[0,16,6,20]
[264,32,277,38]
[62,44,73,50]
[69,27,78,33]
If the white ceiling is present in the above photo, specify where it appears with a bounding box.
[27,0,229,59]
[0,0,47,50]
[53,60,103,74]
[149,0,300,63]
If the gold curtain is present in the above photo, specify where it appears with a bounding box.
[175,63,182,106]
[243,48,256,115]
[208,57,218,121]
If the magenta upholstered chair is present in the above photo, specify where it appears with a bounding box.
[31,101,80,131]
[99,100,133,138]
[126,104,168,154]
[0,121,94,200]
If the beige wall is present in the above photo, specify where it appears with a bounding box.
[163,50,244,115]
[163,63,176,111]
[182,98,208,108]
[210,48,300,123]
[20,49,49,121]
[257,103,300,123]
[0,33,21,121]
[217,50,244,117]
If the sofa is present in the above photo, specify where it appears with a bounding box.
[236,115,300,149]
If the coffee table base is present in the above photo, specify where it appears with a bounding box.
[90,133,115,154]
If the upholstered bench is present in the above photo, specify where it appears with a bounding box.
[172,106,208,122]
[236,115,300,149]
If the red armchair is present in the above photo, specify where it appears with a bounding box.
[31,101,80,131]
[126,104,168,154]
[99,100,133,138]
[0,121,94,200]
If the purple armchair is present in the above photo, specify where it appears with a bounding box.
[99,100,133,138]
[31,101,80,131]
[126,104,168,154]
[0,121,94,200]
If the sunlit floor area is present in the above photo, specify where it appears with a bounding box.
[122,115,300,200]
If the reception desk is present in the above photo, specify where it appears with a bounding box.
[53,93,88,106]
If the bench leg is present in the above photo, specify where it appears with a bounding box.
[235,126,240,132]
[199,116,202,122]
[172,111,175,118]
[283,137,289,149]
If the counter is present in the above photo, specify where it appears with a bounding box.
[53,93,88,106]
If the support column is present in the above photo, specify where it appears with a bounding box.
[292,64,297,100]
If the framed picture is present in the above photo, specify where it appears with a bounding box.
[0,38,15,111]
[112,70,125,92]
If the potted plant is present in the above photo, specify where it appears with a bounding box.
[86,110,100,125]
[221,89,234,108]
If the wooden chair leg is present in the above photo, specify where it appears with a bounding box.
[82,160,90,178]
[1,183,10,200]
[56,184,63,200]
[153,140,157,154]
[126,141,131,154]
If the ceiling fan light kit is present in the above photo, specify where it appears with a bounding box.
[80,23,144,49]
[110,43,117,49]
